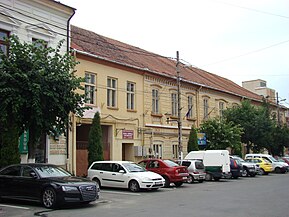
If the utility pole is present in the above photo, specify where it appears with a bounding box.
[176,51,182,160]
[277,92,280,126]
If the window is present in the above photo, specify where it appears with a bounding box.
[127,81,135,110]
[0,29,9,56]
[187,95,193,119]
[171,93,177,117]
[219,102,224,117]
[153,144,162,159]
[107,77,117,107]
[203,98,209,119]
[152,89,159,114]
[85,72,96,104]
[32,38,47,48]
[172,144,178,159]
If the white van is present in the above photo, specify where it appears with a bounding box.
[245,153,288,173]
[185,150,230,181]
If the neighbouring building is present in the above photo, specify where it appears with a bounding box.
[0,0,75,166]
[70,25,269,176]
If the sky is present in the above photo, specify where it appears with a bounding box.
[60,0,289,107]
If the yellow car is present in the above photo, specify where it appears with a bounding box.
[245,158,273,175]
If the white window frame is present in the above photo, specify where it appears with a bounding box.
[219,101,225,117]
[204,98,209,120]
[187,95,193,119]
[127,81,135,110]
[85,72,96,105]
[0,29,9,56]
[152,89,160,114]
[107,77,117,108]
[171,92,177,117]
[153,144,162,159]
[172,144,178,159]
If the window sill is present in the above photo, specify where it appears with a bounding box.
[127,109,137,113]
[151,113,163,118]
[107,107,119,110]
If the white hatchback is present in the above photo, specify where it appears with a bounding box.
[87,161,165,192]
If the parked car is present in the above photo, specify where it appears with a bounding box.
[87,161,165,192]
[229,157,242,179]
[0,163,99,209]
[245,153,287,173]
[274,156,289,172]
[138,159,189,187]
[245,158,273,175]
[185,150,230,181]
[179,160,206,183]
[231,156,258,177]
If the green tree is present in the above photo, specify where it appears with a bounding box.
[88,112,103,166]
[199,118,243,154]
[187,126,199,152]
[271,125,289,156]
[0,36,86,162]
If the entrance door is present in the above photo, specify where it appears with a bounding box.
[122,143,134,161]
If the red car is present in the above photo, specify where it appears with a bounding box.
[138,159,189,187]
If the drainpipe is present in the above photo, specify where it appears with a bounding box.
[66,9,75,172]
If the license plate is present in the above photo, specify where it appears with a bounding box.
[156,181,163,185]
[183,177,188,180]
[199,175,205,179]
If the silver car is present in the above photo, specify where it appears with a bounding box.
[180,160,206,183]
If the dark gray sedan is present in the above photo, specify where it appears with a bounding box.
[0,163,100,209]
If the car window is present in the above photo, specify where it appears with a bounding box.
[22,166,35,178]
[123,163,146,172]
[0,166,21,176]
[148,160,160,168]
[112,163,125,172]
[35,165,71,178]
[195,161,204,169]
[163,160,179,167]
[101,163,113,172]
[138,161,147,169]
[181,161,191,167]
[91,163,103,170]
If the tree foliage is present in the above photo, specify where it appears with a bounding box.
[187,126,199,152]
[199,118,243,154]
[0,36,86,161]
[88,112,103,166]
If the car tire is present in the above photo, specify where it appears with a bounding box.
[242,168,248,177]
[259,169,265,175]
[213,177,220,181]
[42,187,57,209]
[198,180,204,183]
[174,182,183,187]
[275,167,281,173]
[249,173,256,177]
[93,178,101,188]
[205,173,212,181]
[163,176,170,187]
[187,175,194,184]
[129,180,140,192]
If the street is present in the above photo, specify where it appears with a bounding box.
[1,173,288,217]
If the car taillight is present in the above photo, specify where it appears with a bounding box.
[193,171,199,174]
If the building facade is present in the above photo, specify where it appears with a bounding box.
[70,25,268,176]
[0,0,75,166]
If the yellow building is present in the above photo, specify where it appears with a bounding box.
[69,25,285,176]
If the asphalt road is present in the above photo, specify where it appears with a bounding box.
[1,173,288,217]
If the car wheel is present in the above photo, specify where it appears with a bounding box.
[275,167,281,173]
[174,182,183,187]
[259,169,265,175]
[93,178,101,188]
[198,180,204,183]
[42,187,57,209]
[129,180,140,192]
[242,169,248,177]
[205,173,212,181]
[187,175,194,184]
[163,176,170,187]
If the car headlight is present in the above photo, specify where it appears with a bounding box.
[62,186,79,192]
[143,177,153,182]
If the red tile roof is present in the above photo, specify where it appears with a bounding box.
[71,25,262,101]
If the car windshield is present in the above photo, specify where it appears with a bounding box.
[268,156,278,162]
[35,165,71,178]
[163,160,179,167]
[123,163,146,172]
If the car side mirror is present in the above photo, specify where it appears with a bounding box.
[119,170,125,174]
[30,172,37,179]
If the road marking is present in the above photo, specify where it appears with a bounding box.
[0,204,30,210]
[101,190,141,196]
